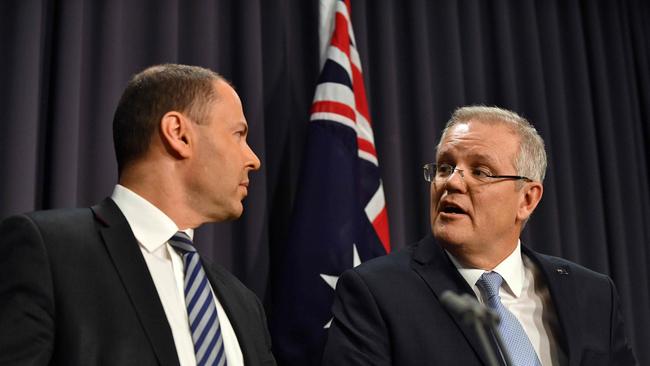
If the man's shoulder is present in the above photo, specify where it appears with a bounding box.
[349,236,432,279]
[26,206,94,222]
[0,199,118,245]
[527,247,611,284]
[2,206,94,231]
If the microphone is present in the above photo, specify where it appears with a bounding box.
[440,290,499,324]
[440,290,508,366]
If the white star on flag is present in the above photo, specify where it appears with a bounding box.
[320,243,362,328]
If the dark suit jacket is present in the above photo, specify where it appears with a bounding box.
[0,198,276,366]
[323,236,637,366]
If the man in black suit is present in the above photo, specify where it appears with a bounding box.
[0,64,276,365]
[323,106,637,365]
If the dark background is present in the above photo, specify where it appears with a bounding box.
[1,0,648,364]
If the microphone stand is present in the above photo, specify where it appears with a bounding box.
[440,291,512,366]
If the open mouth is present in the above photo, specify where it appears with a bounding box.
[439,202,467,215]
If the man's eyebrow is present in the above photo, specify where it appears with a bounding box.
[467,153,499,165]
[237,121,249,134]
[435,147,451,158]
[435,150,499,165]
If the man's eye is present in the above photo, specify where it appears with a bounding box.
[471,168,490,178]
[437,165,453,176]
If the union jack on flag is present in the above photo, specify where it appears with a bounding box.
[270,0,391,364]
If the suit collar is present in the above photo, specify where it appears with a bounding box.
[446,241,526,298]
[92,198,181,366]
[411,236,506,366]
[110,184,185,254]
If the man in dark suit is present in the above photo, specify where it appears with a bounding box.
[0,64,276,365]
[323,106,637,365]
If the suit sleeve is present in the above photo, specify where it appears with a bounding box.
[607,277,638,366]
[322,268,391,366]
[0,215,55,365]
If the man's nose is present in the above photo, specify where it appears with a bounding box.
[247,143,261,171]
[442,168,467,191]
[450,167,465,179]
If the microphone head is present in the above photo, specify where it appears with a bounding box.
[439,290,500,325]
[440,290,473,314]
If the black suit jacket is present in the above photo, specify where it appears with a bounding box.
[323,236,637,366]
[0,198,276,366]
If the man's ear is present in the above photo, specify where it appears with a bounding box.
[517,182,543,222]
[159,111,193,159]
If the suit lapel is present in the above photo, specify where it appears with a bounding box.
[523,247,582,366]
[201,262,257,365]
[411,236,505,366]
[91,198,180,366]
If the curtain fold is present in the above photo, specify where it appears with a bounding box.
[1,0,648,363]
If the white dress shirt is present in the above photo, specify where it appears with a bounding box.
[111,185,243,366]
[447,241,567,365]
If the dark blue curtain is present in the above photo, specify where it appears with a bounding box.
[1,0,648,364]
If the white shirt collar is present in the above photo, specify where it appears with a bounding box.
[446,240,525,298]
[110,184,194,253]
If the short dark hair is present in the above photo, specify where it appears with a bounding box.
[112,64,223,175]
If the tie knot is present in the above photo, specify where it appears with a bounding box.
[476,271,503,299]
[168,231,197,254]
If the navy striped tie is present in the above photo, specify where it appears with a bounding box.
[169,232,227,366]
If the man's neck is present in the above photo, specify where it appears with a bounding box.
[443,241,519,270]
[118,170,203,230]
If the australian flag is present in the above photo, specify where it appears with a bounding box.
[270,0,391,364]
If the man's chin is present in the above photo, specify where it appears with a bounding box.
[432,223,467,248]
[226,204,244,220]
[207,203,244,223]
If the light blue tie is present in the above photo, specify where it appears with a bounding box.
[476,271,541,366]
[169,232,227,366]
